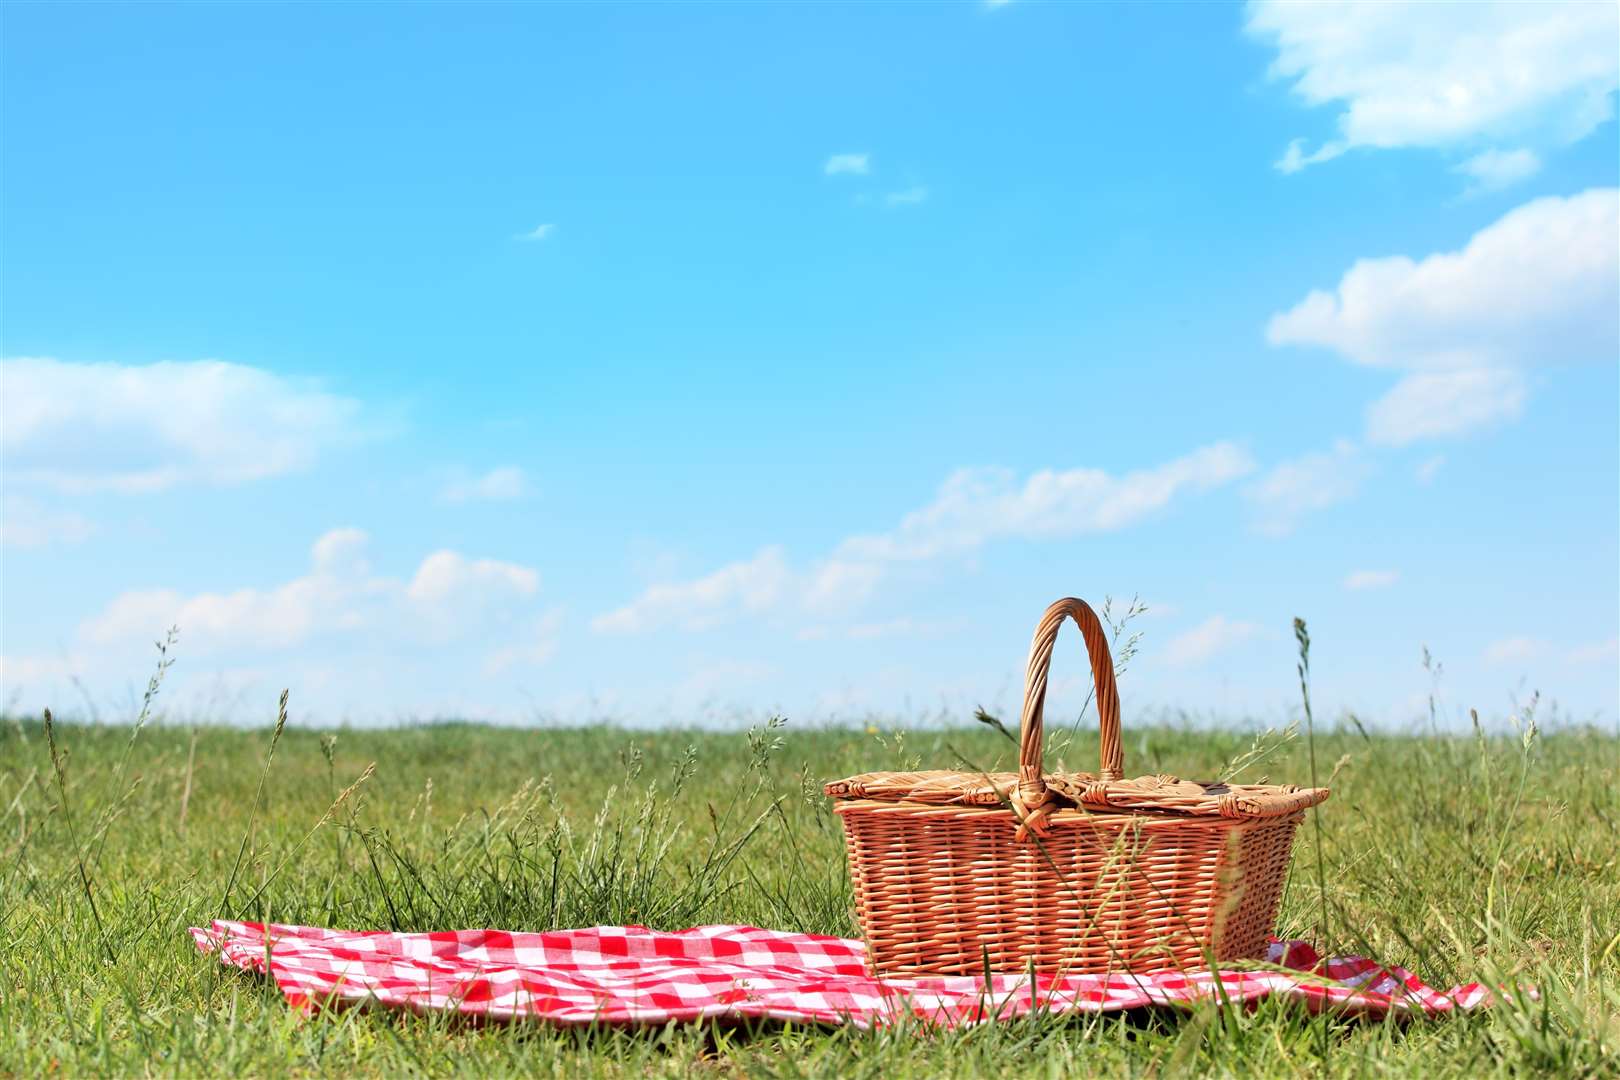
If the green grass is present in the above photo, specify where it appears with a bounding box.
[2,701,1616,1077]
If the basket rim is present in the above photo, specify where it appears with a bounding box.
[832,796,1311,830]
[824,768,1329,820]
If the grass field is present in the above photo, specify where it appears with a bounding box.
[2,678,1617,1076]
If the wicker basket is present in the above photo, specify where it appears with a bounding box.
[825,597,1329,977]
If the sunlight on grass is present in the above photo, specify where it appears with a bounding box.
[2,669,1616,1076]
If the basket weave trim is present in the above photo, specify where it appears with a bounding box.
[823,769,1328,820]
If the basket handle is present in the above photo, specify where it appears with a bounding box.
[1017,597,1123,804]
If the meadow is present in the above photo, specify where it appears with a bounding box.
[2,670,1616,1077]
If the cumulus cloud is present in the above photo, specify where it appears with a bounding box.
[1344,569,1399,590]
[1162,616,1261,667]
[1,357,362,494]
[1243,439,1367,535]
[1267,189,1619,444]
[594,443,1254,634]
[1247,1,1619,179]
[823,153,870,176]
[82,529,542,653]
[441,465,531,503]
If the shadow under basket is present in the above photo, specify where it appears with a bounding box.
[824,597,1330,978]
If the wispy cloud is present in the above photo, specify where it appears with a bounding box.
[591,547,792,635]
[594,442,1254,634]
[1274,138,1344,174]
[441,465,531,504]
[1243,439,1367,535]
[798,616,968,642]
[1344,569,1398,591]
[1366,369,1526,447]
[483,609,565,675]
[823,153,870,176]
[1454,148,1542,194]
[1163,616,1260,667]
[884,185,929,207]
[1483,636,1544,665]
[517,223,555,242]
[0,495,95,549]
[1568,637,1619,666]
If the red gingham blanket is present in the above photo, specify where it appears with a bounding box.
[190,920,1493,1027]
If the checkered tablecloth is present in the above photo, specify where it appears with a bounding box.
[191,920,1493,1027]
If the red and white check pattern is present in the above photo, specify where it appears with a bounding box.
[191,921,1493,1027]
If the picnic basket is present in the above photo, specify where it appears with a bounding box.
[824,597,1330,977]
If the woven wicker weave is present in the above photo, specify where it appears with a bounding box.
[825,597,1330,977]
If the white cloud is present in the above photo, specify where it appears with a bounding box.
[1344,569,1399,591]
[884,186,929,207]
[1243,439,1367,535]
[803,558,885,615]
[845,616,967,641]
[591,546,791,634]
[1268,190,1618,372]
[407,550,538,606]
[1483,636,1544,664]
[441,465,531,503]
[1247,1,1619,179]
[1415,455,1446,484]
[823,153,870,176]
[518,223,555,241]
[0,651,91,688]
[1163,616,1261,667]
[594,443,1254,634]
[1479,635,1618,668]
[82,529,541,653]
[1455,147,1542,193]
[1,357,361,494]
[839,442,1256,563]
[483,609,564,675]
[1274,137,1345,174]
[798,616,969,642]
[1366,368,1526,446]
[0,496,95,548]
[1267,189,1619,443]
[671,659,775,706]
[1568,637,1619,666]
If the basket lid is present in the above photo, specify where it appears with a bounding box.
[823,768,1329,820]
[823,596,1329,823]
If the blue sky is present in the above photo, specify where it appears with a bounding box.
[3,1,1616,730]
